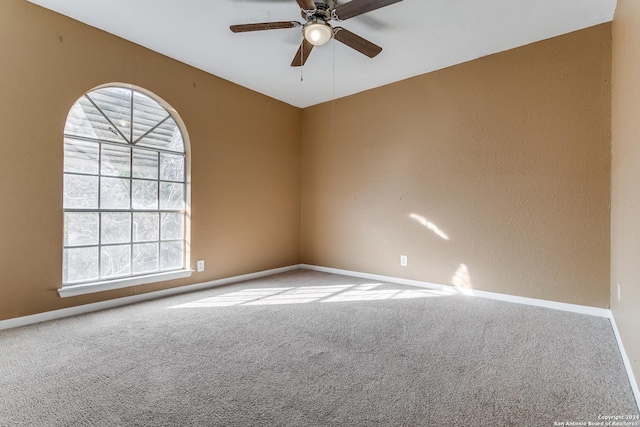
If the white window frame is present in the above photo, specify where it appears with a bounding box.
[59,84,192,298]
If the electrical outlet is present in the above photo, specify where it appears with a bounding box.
[197,260,205,272]
[617,281,621,301]
[400,255,408,267]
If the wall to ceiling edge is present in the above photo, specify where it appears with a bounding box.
[301,23,612,308]
[0,0,302,320]
[0,0,613,323]
[611,0,640,395]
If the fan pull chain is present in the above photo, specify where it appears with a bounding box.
[332,37,335,140]
[300,43,304,82]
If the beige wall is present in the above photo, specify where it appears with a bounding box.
[0,0,301,320]
[302,24,612,307]
[0,0,614,322]
[612,0,640,388]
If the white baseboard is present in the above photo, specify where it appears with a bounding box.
[609,316,640,411]
[301,264,611,317]
[2,263,610,329]
[0,264,300,331]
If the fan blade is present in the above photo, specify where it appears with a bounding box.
[334,0,402,21]
[333,27,382,58]
[296,0,316,11]
[230,21,299,33]
[291,39,314,67]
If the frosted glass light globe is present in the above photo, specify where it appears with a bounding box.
[304,22,332,46]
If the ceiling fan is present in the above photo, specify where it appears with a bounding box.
[230,0,403,67]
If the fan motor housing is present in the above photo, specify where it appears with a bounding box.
[301,0,336,21]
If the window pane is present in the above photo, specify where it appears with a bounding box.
[160,182,184,210]
[101,144,131,177]
[101,212,131,244]
[101,245,131,278]
[161,241,183,270]
[64,174,98,209]
[87,88,132,143]
[133,212,159,242]
[132,92,170,143]
[64,97,127,144]
[161,213,183,241]
[64,138,99,174]
[136,117,184,152]
[64,212,99,246]
[132,180,158,210]
[132,149,158,179]
[100,177,130,209]
[132,243,159,274]
[63,247,98,283]
[160,153,184,182]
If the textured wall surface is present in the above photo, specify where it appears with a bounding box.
[611,0,640,389]
[0,0,613,322]
[301,24,612,307]
[0,0,301,320]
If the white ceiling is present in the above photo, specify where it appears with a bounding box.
[28,0,616,108]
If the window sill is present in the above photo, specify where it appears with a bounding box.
[58,270,194,298]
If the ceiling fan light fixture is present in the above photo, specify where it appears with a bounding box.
[304,22,332,46]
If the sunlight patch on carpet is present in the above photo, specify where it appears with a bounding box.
[168,283,452,308]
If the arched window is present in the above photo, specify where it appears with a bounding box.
[61,85,190,296]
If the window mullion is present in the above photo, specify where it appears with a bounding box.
[182,141,187,270]
[157,152,162,270]
[129,89,134,145]
[97,142,103,280]
[129,139,134,276]
[65,135,183,156]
